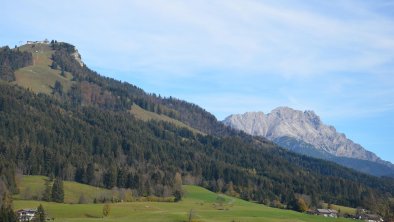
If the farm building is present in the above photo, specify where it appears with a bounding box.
[17,208,37,222]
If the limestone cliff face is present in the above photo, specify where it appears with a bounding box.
[71,50,84,67]
[223,107,380,162]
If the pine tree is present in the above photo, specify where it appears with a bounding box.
[0,192,16,222]
[53,80,63,96]
[42,179,52,201]
[51,178,64,203]
[86,163,95,185]
[36,204,45,222]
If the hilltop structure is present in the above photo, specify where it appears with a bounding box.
[26,39,49,44]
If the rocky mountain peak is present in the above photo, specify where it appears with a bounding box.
[270,106,297,118]
[223,107,382,163]
[304,110,321,128]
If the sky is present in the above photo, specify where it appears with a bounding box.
[1,0,394,163]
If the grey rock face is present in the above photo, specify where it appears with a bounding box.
[223,107,381,162]
[71,50,84,67]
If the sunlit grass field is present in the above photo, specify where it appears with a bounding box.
[14,43,74,94]
[13,176,353,222]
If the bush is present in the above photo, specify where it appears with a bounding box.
[102,204,111,217]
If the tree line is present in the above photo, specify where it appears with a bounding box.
[0,46,32,81]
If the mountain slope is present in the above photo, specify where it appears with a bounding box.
[1,42,394,215]
[223,107,394,177]
[14,182,355,222]
[13,43,74,94]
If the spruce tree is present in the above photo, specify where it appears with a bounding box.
[36,204,45,222]
[42,179,52,201]
[0,192,16,222]
[53,80,63,96]
[51,178,64,203]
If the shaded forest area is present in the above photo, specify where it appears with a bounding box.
[0,46,32,81]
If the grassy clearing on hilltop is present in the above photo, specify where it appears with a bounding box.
[14,176,353,222]
[14,43,74,94]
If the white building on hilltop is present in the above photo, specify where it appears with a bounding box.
[26,39,49,44]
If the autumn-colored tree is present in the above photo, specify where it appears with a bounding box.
[174,172,183,202]
[297,197,308,212]
[102,204,111,217]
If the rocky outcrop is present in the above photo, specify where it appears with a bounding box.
[71,50,83,67]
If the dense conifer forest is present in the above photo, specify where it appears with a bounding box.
[0,42,394,217]
[0,46,32,81]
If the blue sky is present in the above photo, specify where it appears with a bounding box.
[1,0,394,163]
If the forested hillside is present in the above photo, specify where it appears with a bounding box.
[0,46,32,81]
[0,42,394,216]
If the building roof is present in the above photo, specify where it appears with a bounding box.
[17,208,37,213]
[317,209,331,214]
[317,209,337,214]
[365,214,382,220]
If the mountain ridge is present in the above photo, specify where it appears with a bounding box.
[223,107,394,176]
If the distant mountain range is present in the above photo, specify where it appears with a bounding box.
[223,107,394,177]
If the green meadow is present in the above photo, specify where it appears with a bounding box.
[322,203,356,215]
[14,43,74,94]
[14,176,109,204]
[13,176,353,222]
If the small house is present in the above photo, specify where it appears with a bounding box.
[316,209,338,218]
[17,208,37,222]
[358,214,384,222]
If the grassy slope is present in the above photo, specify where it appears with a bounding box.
[130,103,203,135]
[322,203,356,215]
[14,176,108,204]
[13,44,73,94]
[14,177,352,222]
[14,44,200,135]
